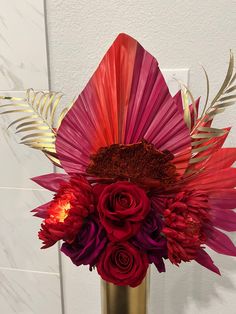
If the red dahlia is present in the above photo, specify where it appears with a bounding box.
[162,191,209,265]
[37,176,94,248]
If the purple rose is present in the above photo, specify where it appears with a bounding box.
[132,209,167,272]
[61,218,107,268]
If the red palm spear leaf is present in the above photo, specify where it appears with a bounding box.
[55,33,191,176]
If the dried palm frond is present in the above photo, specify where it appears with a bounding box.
[182,52,236,175]
[0,89,71,167]
[181,83,198,130]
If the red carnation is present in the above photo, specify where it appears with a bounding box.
[97,181,150,241]
[97,242,149,287]
[39,176,94,248]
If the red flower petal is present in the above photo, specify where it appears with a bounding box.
[186,168,236,191]
[195,248,220,275]
[205,226,236,256]
[211,209,236,232]
[209,189,236,210]
[32,173,69,191]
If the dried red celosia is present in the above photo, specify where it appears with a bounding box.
[87,140,177,188]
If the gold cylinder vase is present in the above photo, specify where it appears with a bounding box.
[101,272,150,314]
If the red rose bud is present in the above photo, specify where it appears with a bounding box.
[97,181,150,241]
[97,242,149,287]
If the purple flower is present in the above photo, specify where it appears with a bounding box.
[61,217,107,268]
[132,209,167,272]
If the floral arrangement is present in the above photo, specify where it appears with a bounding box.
[1,33,236,287]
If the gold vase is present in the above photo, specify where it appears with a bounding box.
[101,271,150,314]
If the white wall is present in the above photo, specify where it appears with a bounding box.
[45,1,236,314]
[0,1,62,313]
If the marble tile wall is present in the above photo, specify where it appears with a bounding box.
[0,1,62,313]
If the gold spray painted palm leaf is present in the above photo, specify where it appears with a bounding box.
[200,50,236,122]
[182,52,236,175]
[0,89,71,167]
[181,83,198,131]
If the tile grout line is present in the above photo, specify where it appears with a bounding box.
[0,266,59,276]
[44,0,66,313]
[0,187,47,191]
[57,241,66,314]
[0,90,51,93]
[0,90,27,93]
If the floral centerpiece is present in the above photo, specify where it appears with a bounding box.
[1,33,236,312]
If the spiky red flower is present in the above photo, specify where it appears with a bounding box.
[37,176,94,248]
[162,191,209,265]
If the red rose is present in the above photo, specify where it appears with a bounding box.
[97,242,149,287]
[97,181,150,241]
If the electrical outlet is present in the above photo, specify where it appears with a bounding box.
[161,69,189,96]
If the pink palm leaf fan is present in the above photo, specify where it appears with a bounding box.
[1,33,236,314]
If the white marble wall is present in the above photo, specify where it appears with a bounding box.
[0,1,61,313]
[0,0,48,91]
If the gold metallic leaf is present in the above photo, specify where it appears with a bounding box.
[0,96,24,101]
[16,120,44,130]
[21,141,55,147]
[20,132,54,141]
[192,144,214,154]
[44,153,62,167]
[229,72,236,85]
[0,109,34,115]
[15,126,49,133]
[57,107,69,129]
[197,126,226,134]
[44,93,57,118]
[219,94,236,102]
[21,141,55,148]
[196,52,236,126]
[192,132,224,139]
[180,82,198,131]
[0,89,72,167]
[225,85,236,94]
[200,65,210,118]
[191,139,209,146]
[181,86,191,130]
[205,108,225,118]
[7,115,38,129]
[214,101,236,108]
[189,155,209,164]
[211,51,234,106]
[0,104,29,108]
[183,52,236,178]
[50,94,64,125]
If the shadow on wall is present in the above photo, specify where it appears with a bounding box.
[150,251,236,314]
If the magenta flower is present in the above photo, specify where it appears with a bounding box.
[61,218,107,268]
